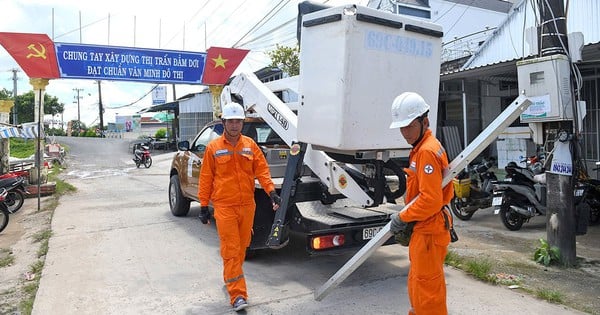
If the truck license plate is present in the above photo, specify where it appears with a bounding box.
[492,196,503,206]
[363,227,383,240]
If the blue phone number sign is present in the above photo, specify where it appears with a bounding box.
[55,43,207,84]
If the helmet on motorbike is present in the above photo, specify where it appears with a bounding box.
[389,92,430,129]
[221,102,245,120]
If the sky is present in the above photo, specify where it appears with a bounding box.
[0,0,364,126]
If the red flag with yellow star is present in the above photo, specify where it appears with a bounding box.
[202,46,249,85]
[0,32,60,79]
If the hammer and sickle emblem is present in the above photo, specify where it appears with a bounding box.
[26,43,47,59]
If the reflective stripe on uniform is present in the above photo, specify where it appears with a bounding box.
[225,274,245,284]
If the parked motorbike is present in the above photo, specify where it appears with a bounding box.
[493,158,593,231]
[575,167,600,226]
[0,172,28,214]
[492,159,548,231]
[0,189,10,233]
[450,158,498,220]
[133,144,152,168]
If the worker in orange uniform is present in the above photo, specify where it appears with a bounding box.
[198,102,281,312]
[388,92,455,315]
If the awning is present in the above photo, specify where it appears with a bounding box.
[138,92,199,114]
[138,100,179,113]
[0,123,43,139]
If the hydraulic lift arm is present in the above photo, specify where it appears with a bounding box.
[314,95,532,301]
[223,72,376,207]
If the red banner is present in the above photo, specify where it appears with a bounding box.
[0,32,60,79]
[202,47,249,85]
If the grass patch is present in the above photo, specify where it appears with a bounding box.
[465,259,496,283]
[32,229,52,243]
[48,165,76,196]
[54,179,76,195]
[445,250,464,267]
[29,260,44,275]
[19,282,38,315]
[0,248,15,268]
[37,239,49,258]
[536,288,565,303]
[9,138,36,159]
[40,198,59,212]
[17,260,45,315]
[32,230,51,258]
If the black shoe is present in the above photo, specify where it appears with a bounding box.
[232,296,248,311]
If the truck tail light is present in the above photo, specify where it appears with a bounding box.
[311,234,345,250]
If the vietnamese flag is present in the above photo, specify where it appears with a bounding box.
[202,46,249,85]
[0,32,60,79]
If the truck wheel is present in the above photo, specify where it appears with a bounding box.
[169,174,190,216]
[450,197,474,221]
[499,205,524,231]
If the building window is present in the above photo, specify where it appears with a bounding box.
[389,0,431,19]
[581,75,599,161]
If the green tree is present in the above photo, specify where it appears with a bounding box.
[267,44,300,76]
[14,90,64,124]
[0,88,12,99]
[69,120,87,136]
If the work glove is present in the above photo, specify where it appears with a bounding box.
[394,222,415,247]
[270,191,282,207]
[390,213,408,234]
[198,206,211,224]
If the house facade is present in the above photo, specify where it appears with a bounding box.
[437,0,600,175]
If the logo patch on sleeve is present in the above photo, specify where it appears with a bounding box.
[424,164,434,174]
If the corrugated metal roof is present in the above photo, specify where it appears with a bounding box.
[462,0,600,70]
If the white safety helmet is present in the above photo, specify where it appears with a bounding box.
[389,92,430,129]
[221,102,246,120]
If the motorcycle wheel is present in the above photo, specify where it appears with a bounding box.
[499,205,524,231]
[450,197,474,221]
[143,156,152,168]
[5,190,24,214]
[0,204,8,233]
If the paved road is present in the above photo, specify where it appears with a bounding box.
[32,137,586,314]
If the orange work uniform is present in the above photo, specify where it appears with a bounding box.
[399,129,454,315]
[198,134,275,305]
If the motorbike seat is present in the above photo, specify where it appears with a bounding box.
[505,163,535,181]
[0,177,20,187]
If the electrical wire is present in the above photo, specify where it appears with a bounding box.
[54,15,110,40]
[204,0,253,44]
[235,17,297,48]
[445,0,476,35]
[231,0,292,48]
[433,0,460,23]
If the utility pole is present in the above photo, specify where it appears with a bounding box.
[11,68,19,124]
[73,88,83,123]
[97,81,104,136]
[537,0,577,266]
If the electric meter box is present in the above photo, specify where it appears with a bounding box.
[517,54,573,122]
[297,5,443,153]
